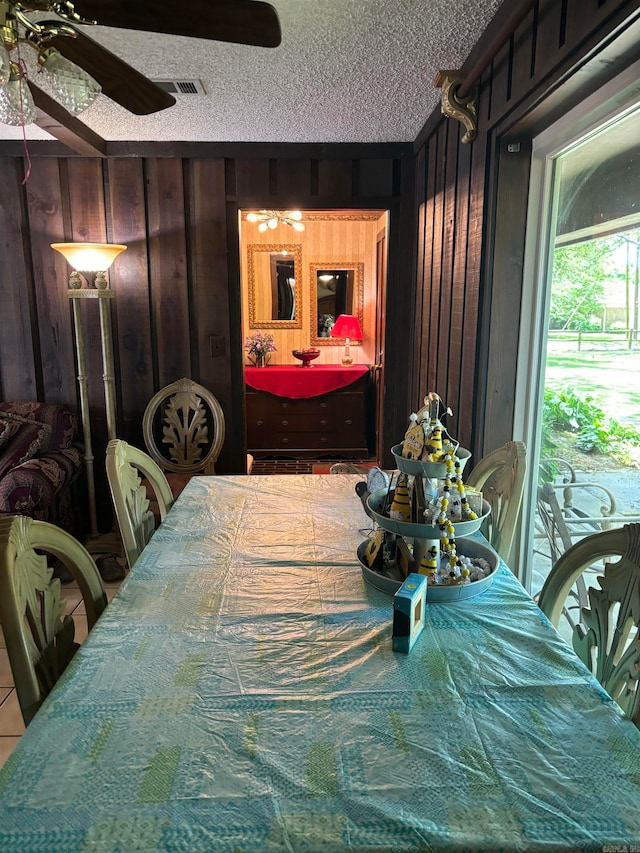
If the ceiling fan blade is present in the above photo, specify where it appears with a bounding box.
[28,80,107,156]
[72,0,282,48]
[48,28,176,115]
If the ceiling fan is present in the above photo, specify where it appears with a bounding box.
[0,0,281,133]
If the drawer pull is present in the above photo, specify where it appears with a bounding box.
[281,402,290,409]
[281,420,289,426]
[320,419,327,426]
[256,419,264,426]
[345,419,352,425]
[282,437,289,444]
[319,402,328,408]
[320,437,328,443]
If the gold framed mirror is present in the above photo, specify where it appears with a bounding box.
[247,244,303,329]
[310,262,364,346]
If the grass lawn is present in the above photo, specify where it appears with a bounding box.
[545,347,640,429]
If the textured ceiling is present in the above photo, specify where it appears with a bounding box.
[0,0,503,144]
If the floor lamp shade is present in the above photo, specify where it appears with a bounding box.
[51,242,127,271]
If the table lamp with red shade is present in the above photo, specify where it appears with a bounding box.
[330,314,364,365]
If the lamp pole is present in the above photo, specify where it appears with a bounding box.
[52,243,126,568]
[67,284,117,535]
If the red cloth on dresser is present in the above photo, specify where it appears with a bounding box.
[245,364,369,398]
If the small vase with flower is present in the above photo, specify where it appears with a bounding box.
[245,331,277,367]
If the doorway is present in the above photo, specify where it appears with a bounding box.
[239,208,389,468]
[515,67,640,594]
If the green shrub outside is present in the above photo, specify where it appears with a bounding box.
[541,387,640,481]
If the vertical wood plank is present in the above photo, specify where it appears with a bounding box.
[275,159,312,199]
[0,158,38,400]
[145,158,191,386]
[482,137,533,454]
[565,0,604,47]
[436,121,458,404]
[377,155,416,469]
[532,0,565,77]
[359,159,394,197]
[26,158,77,406]
[188,159,244,472]
[428,126,445,393]
[65,158,112,527]
[487,39,513,124]
[446,130,472,440]
[234,159,270,199]
[106,158,154,444]
[420,139,437,403]
[509,8,537,105]
[457,76,490,456]
[66,159,109,419]
[317,160,354,197]
[412,145,426,408]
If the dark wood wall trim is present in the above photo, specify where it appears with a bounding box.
[0,141,412,160]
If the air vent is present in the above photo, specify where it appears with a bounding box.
[153,79,207,95]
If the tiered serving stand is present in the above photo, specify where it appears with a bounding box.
[359,443,498,601]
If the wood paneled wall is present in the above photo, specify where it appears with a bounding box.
[411,0,640,459]
[0,150,414,528]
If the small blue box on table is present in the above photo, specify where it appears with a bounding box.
[392,572,427,653]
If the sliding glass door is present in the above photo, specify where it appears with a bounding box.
[515,66,640,597]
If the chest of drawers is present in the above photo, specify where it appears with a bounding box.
[246,373,371,456]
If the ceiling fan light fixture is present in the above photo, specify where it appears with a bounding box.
[0,39,11,86]
[38,49,101,116]
[0,62,35,125]
[246,209,305,233]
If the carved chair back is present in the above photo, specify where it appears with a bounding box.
[329,463,371,474]
[537,523,640,727]
[106,439,174,570]
[142,378,225,476]
[465,440,527,562]
[0,515,107,725]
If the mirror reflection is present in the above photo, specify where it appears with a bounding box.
[310,262,364,346]
[247,244,303,329]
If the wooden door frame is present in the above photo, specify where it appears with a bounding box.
[233,201,406,466]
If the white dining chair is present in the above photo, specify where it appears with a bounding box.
[537,523,640,728]
[0,514,107,725]
[106,439,174,570]
[465,440,527,562]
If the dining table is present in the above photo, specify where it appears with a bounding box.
[0,473,639,852]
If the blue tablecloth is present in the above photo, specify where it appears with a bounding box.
[1,474,639,852]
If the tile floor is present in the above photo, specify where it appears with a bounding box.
[0,577,123,768]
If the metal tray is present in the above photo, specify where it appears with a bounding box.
[357,537,499,601]
[391,443,471,478]
[367,488,490,539]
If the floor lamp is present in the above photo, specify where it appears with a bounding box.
[52,242,127,578]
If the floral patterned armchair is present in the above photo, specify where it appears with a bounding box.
[0,402,84,536]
